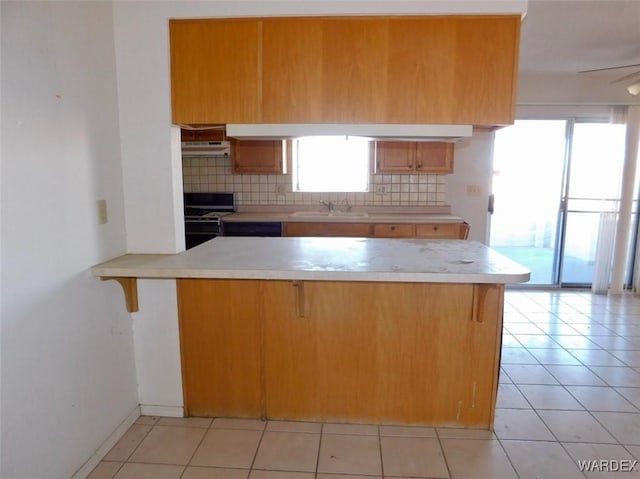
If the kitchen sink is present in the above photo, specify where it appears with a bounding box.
[289,211,369,218]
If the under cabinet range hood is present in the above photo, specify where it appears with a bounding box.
[181,140,231,157]
[225,124,473,142]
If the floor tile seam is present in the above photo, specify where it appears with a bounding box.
[262,429,323,437]
[493,436,524,479]
[499,435,617,477]
[208,423,267,432]
[121,458,191,467]
[181,419,215,471]
[582,363,639,388]
[622,444,640,462]
[562,384,640,413]
[153,423,212,430]
[586,410,640,446]
[609,350,640,368]
[314,422,324,476]
[540,362,605,388]
[247,420,267,471]
[555,435,610,478]
[97,460,126,479]
[518,380,588,411]
[433,428,453,479]
[508,383,538,412]
[377,424,386,479]
[121,422,157,463]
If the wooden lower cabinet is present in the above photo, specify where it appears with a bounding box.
[284,222,372,237]
[372,223,415,238]
[284,221,469,239]
[178,278,504,428]
[177,279,263,417]
[416,222,470,239]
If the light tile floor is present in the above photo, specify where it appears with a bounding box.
[89,290,640,479]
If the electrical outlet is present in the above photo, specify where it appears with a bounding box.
[466,185,482,197]
[97,199,108,224]
[275,184,286,195]
[374,185,387,195]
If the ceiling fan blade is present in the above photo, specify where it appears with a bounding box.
[578,63,640,74]
[610,70,640,84]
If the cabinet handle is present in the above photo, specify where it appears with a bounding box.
[390,226,396,231]
[433,226,439,231]
[292,281,305,318]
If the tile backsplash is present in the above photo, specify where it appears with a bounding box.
[182,157,447,206]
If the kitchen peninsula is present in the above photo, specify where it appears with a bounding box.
[93,237,529,428]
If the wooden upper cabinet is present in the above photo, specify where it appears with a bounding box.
[376,141,454,173]
[231,139,284,174]
[385,18,456,124]
[320,18,389,123]
[180,128,225,142]
[170,19,261,125]
[452,17,520,125]
[170,16,520,126]
[262,19,324,123]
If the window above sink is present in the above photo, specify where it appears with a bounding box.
[292,136,371,193]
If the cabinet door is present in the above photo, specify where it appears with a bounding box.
[321,18,389,123]
[231,140,284,174]
[169,19,261,125]
[375,141,415,173]
[284,222,372,237]
[262,19,324,123]
[452,17,520,125]
[180,128,225,142]
[385,18,456,123]
[264,281,380,421]
[177,279,263,417]
[415,142,453,173]
[372,223,415,238]
[415,222,469,239]
[264,281,501,426]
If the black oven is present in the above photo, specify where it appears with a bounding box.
[183,192,235,249]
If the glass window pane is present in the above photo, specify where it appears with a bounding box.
[490,120,567,285]
[294,136,370,192]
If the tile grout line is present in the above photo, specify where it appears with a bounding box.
[315,422,324,478]
[176,418,215,479]
[376,424,385,479]
[247,419,267,474]
[433,425,453,479]
[494,436,522,479]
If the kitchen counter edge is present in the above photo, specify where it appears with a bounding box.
[92,237,530,285]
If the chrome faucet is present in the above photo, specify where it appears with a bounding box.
[320,200,335,212]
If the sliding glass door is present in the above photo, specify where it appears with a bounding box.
[560,122,626,285]
[490,119,627,287]
[490,120,567,285]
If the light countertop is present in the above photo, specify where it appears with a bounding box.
[223,212,465,223]
[92,237,530,284]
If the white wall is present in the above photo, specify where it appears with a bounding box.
[1,2,138,478]
[448,132,496,243]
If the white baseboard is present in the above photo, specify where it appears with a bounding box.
[140,404,184,417]
[71,405,141,479]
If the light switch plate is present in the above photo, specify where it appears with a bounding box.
[97,199,108,224]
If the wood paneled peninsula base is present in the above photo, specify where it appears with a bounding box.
[92,237,530,429]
